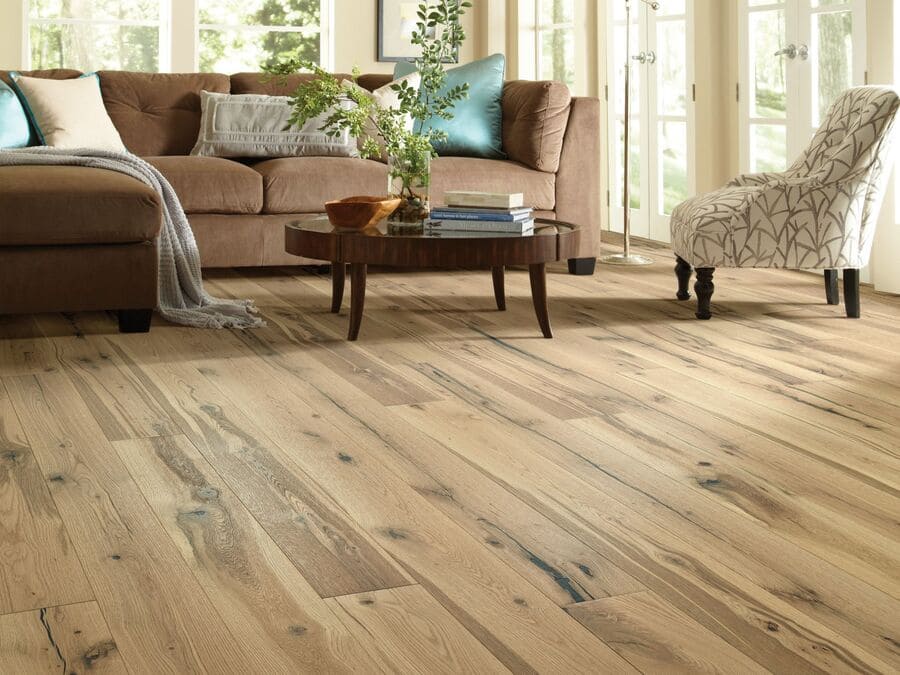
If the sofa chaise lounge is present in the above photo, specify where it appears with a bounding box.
[0,69,602,332]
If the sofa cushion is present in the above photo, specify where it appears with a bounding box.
[0,166,161,246]
[98,71,230,155]
[145,156,263,214]
[254,157,389,213]
[0,69,82,88]
[230,72,353,96]
[431,157,556,211]
[502,81,571,173]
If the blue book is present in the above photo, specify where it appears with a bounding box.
[429,209,533,222]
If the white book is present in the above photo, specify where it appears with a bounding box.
[425,218,535,234]
[443,191,525,209]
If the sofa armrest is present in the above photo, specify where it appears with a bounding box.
[554,97,602,258]
[501,80,572,172]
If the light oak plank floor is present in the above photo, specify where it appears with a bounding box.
[1,238,899,674]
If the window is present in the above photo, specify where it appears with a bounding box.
[26,0,168,72]
[535,0,575,86]
[24,1,333,74]
[198,0,330,73]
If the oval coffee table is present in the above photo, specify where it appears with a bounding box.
[285,216,581,341]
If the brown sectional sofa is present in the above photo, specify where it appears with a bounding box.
[0,69,601,331]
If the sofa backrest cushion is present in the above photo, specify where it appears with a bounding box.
[98,71,229,156]
[0,69,82,88]
[230,72,353,96]
[501,80,572,173]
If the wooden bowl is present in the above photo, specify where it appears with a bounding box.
[325,196,401,230]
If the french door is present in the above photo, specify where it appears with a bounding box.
[607,0,695,243]
[739,0,866,173]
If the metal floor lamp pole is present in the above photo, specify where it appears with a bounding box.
[601,0,658,266]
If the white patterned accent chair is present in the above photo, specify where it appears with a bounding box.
[670,86,900,319]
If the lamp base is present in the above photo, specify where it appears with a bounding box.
[599,253,654,266]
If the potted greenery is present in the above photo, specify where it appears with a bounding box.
[264,0,472,222]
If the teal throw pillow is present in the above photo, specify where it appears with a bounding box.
[0,80,31,149]
[395,53,506,159]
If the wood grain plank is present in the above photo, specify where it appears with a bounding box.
[0,601,124,675]
[325,586,508,674]
[133,349,637,673]
[107,344,415,599]
[199,273,646,606]
[394,397,895,674]
[567,591,769,674]
[113,434,399,674]
[0,382,93,614]
[3,371,254,674]
[31,313,180,441]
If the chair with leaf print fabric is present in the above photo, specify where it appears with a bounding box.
[670,86,900,319]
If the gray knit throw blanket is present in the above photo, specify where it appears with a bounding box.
[0,147,263,329]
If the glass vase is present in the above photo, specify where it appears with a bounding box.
[388,150,431,222]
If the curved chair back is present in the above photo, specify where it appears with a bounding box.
[787,86,900,262]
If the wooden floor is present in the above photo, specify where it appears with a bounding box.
[1,238,899,674]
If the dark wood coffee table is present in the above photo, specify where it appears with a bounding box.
[285,216,580,340]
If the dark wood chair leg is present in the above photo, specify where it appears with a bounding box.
[824,269,840,305]
[492,266,506,311]
[348,263,367,340]
[529,263,553,338]
[118,309,152,333]
[675,256,693,300]
[567,257,596,276]
[331,261,345,313]
[844,269,860,318]
[694,268,715,320]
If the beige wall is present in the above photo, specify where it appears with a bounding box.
[0,1,24,70]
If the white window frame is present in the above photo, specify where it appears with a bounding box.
[22,0,333,74]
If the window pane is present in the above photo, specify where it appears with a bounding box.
[28,0,160,22]
[657,19,686,115]
[29,23,159,71]
[659,121,688,214]
[540,0,574,26]
[751,124,787,172]
[749,9,787,118]
[199,0,321,28]
[812,10,852,126]
[656,1,686,16]
[540,28,574,85]
[200,28,320,72]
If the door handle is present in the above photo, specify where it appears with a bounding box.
[632,50,657,65]
[798,43,809,60]
[774,44,798,59]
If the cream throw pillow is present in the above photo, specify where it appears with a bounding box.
[342,72,421,161]
[10,73,126,152]
[191,91,359,158]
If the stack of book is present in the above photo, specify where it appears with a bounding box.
[426,191,534,233]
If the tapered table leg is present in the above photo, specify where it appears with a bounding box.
[348,263,367,341]
[331,261,345,313]
[492,266,506,311]
[529,263,552,338]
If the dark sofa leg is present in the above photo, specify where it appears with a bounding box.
[118,309,153,333]
[694,268,715,320]
[675,256,693,300]
[824,269,840,305]
[843,269,860,318]
[568,257,596,276]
